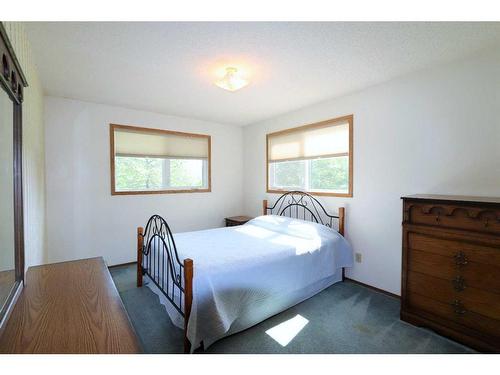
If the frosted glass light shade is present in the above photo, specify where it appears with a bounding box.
[215,67,249,92]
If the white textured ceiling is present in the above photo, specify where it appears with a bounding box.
[26,22,500,126]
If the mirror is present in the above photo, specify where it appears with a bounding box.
[0,22,27,330]
[0,89,14,313]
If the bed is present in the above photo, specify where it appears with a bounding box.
[136,191,353,352]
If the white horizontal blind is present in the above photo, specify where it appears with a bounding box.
[268,120,349,162]
[114,128,209,159]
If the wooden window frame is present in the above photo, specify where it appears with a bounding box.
[110,123,212,195]
[266,115,353,198]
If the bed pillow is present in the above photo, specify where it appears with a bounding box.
[246,214,340,240]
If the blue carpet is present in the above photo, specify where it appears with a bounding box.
[110,264,474,354]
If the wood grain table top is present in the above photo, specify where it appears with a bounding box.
[0,257,141,354]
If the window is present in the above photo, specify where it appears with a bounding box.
[267,115,353,197]
[110,124,211,194]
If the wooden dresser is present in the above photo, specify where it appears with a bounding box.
[401,195,500,352]
[0,257,141,353]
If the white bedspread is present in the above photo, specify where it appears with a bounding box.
[146,215,353,351]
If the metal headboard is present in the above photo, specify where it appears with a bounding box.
[137,192,344,353]
[141,214,186,316]
[264,191,344,233]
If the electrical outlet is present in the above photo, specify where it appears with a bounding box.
[355,253,362,263]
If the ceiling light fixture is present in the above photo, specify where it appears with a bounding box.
[215,67,249,92]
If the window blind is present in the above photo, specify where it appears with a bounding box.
[268,120,349,162]
[114,128,209,159]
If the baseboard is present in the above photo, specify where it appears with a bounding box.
[108,261,137,269]
[344,277,400,299]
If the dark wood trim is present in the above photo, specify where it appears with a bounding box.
[345,277,401,300]
[0,23,28,105]
[266,114,353,198]
[402,194,500,208]
[13,103,24,283]
[110,123,212,196]
[0,24,28,88]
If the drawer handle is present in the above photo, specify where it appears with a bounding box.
[451,300,467,315]
[454,251,468,266]
[452,276,466,292]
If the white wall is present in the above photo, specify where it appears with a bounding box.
[44,97,244,266]
[243,50,500,295]
[43,49,500,292]
[4,22,47,269]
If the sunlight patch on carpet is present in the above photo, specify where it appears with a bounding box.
[265,314,309,346]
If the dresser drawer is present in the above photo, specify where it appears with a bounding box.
[406,231,500,294]
[408,249,500,294]
[407,203,500,234]
[408,232,500,266]
[407,271,500,320]
[407,292,500,339]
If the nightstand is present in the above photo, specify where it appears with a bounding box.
[225,216,253,227]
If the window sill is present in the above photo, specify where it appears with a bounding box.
[266,188,352,198]
[111,188,211,195]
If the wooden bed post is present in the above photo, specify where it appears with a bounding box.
[183,258,193,354]
[137,227,143,287]
[338,207,346,281]
[338,207,345,236]
[262,199,268,215]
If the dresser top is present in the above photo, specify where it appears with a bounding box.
[0,257,141,353]
[402,194,500,205]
